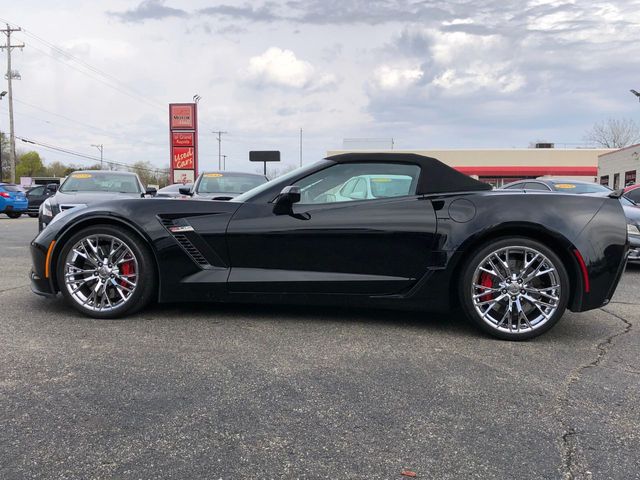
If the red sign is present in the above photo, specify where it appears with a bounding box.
[172,132,194,147]
[172,146,194,170]
[169,103,198,184]
[170,104,195,130]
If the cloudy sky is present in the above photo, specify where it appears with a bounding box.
[1,0,639,174]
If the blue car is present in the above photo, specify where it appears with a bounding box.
[0,183,28,218]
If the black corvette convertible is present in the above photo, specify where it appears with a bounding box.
[30,153,629,340]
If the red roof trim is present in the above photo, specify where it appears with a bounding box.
[454,166,597,176]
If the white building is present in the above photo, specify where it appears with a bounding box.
[598,144,640,188]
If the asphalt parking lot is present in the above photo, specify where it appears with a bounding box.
[0,216,638,479]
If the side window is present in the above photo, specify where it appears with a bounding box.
[524,182,551,191]
[28,186,45,196]
[626,189,640,203]
[504,183,525,190]
[296,162,420,205]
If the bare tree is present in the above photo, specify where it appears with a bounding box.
[584,118,640,148]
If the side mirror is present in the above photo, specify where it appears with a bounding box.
[273,185,301,215]
[145,187,157,197]
[46,183,58,194]
[179,186,193,196]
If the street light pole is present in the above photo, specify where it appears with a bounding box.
[91,144,104,169]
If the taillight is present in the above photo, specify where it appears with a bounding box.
[0,192,10,198]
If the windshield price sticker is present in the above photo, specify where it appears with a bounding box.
[555,184,576,189]
[204,173,223,178]
[71,173,93,179]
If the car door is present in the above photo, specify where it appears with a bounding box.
[225,162,438,295]
[26,186,47,211]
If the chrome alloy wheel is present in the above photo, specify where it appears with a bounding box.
[63,234,139,312]
[471,246,561,334]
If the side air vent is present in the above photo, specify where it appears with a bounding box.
[172,233,210,267]
[159,217,211,268]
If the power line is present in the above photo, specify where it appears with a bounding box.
[7,99,164,147]
[16,135,168,174]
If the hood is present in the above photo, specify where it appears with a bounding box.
[52,191,142,205]
[193,192,240,201]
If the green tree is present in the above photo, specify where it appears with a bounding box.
[16,151,47,178]
[0,132,9,182]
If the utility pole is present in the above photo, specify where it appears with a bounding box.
[213,130,227,170]
[299,128,303,167]
[91,144,104,169]
[221,154,227,170]
[0,24,24,184]
[0,90,6,181]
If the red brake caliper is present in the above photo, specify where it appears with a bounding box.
[120,260,134,287]
[479,272,494,302]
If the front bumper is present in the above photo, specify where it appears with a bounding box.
[29,239,57,297]
[628,235,640,262]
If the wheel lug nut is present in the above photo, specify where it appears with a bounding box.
[501,289,507,294]
[521,289,525,294]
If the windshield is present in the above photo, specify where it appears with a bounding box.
[551,182,611,194]
[233,160,331,203]
[196,173,267,194]
[0,184,24,192]
[159,183,192,192]
[60,172,142,193]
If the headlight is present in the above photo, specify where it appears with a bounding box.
[40,199,53,217]
[627,224,640,236]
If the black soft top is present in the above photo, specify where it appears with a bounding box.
[326,152,491,194]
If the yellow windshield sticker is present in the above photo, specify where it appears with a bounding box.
[371,178,392,182]
[204,173,223,178]
[71,173,93,179]
[555,183,576,189]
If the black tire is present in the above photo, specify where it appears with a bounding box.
[56,225,156,319]
[6,212,22,218]
[459,237,570,340]
[28,213,39,218]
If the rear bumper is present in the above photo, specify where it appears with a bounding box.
[1,202,28,213]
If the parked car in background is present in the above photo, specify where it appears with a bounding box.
[183,171,268,200]
[0,183,28,218]
[501,178,612,194]
[155,182,193,198]
[624,184,640,203]
[26,184,57,218]
[39,170,156,231]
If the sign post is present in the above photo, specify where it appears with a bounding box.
[169,103,198,184]
[249,150,280,176]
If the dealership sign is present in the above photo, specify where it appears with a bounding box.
[169,104,198,184]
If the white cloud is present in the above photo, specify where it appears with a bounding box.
[246,47,337,90]
[372,65,423,90]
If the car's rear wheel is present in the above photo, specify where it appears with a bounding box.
[459,237,569,340]
[6,212,22,218]
[28,213,39,218]
[56,225,156,319]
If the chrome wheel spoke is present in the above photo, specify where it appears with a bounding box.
[64,234,138,312]
[472,245,561,333]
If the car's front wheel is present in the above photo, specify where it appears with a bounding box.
[56,225,156,318]
[459,237,569,340]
